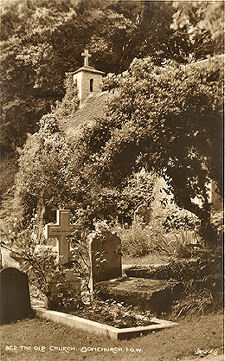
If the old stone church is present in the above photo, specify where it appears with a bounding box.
[61,49,110,140]
[61,49,221,213]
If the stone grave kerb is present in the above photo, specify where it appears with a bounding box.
[45,209,80,264]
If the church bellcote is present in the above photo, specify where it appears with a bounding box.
[72,50,104,106]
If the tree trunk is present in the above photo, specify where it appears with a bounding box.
[173,191,218,248]
[199,216,218,249]
[36,191,45,242]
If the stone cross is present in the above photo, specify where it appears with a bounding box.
[45,209,80,264]
[81,49,91,67]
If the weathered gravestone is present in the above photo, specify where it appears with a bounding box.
[44,209,81,307]
[0,267,32,324]
[89,230,122,292]
[134,202,153,227]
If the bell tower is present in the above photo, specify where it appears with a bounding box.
[73,50,104,106]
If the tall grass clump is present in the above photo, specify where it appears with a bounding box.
[117,222,154,258]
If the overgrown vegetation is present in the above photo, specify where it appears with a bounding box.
[0,224,90,310]
[1,1,223,320]
[70,299,154,328]
[71,54,223,247]
[2,2,223,245]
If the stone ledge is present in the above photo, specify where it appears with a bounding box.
[34,307,177,340]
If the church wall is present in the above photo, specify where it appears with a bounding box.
[73,71,102,104]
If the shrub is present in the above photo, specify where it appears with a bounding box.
[115,218,202,260]
[172,287,216,318]
[0,224,90,311]
[211,210,224,241]
[169,246,223,317]
[151,229,201,260]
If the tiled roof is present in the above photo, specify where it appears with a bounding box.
[60,91,112,140]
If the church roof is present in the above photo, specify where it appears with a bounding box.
[72,66,104,75]
[60,91,113,140]
[60,54,224,143]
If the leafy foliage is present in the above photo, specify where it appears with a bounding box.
[1,223,90,311]
[118,223,154,258]
[1,1,223,250]
[171,248,223,317]
[14,114,76,225]
[171,1,224,58]
[172,287,218,318]
[75,55,223,245]
[2,0,222,159]
[70,298,154,328]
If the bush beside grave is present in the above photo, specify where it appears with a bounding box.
[117,220,201,260]
[0,225,91,311]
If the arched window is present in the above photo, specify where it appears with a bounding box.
[90,78,93,92]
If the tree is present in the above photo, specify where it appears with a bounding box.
[73,54,223,246]
[1,0,195,157]
[12,76,156,230]
[0,0,81,154]
[14,113,76,231]
[171,1,224,59]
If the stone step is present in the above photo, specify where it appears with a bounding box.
[96,277,183,315]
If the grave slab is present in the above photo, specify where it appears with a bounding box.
[96,277,183,315]
[124,260,197,279]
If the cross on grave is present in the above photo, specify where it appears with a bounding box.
[81,49,91,67]
[45,209,80,264]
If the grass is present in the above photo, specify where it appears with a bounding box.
[123,253,168,266]
[1,311,223,361]
[118,221,202,262]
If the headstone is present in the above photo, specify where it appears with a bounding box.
[134,203,153,226]
[1,248,20,269]
[44,209,81,307]
[89,230,122,291]
[45,209,81,264]
[0,267,32,324]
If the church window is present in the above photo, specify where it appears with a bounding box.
[90,78,93,92]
